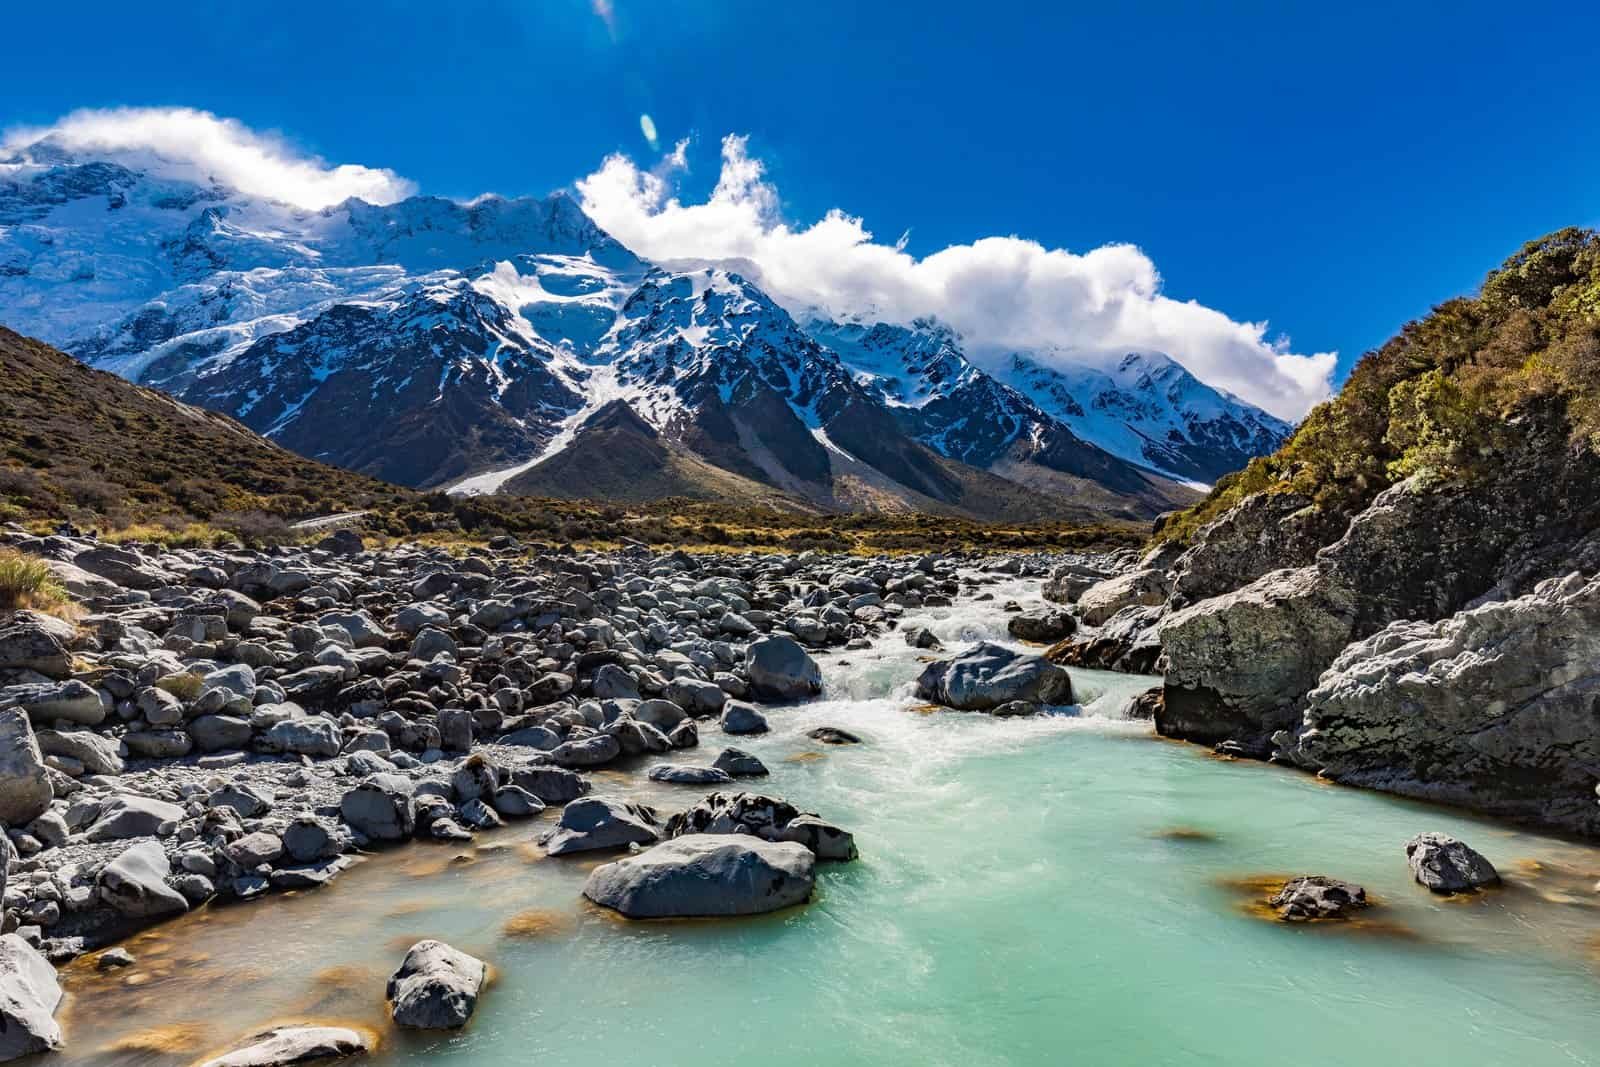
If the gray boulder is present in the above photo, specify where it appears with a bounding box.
[1405,833,1499,893]
[1157,566,1356,749]
[664,791,856,862]
[387,940,487,1030]
[340,774,416,842]
[538,796,661,855]
[1077,568,1170,627]
[260,717,342,758]
[1006,608,1078,643]
[712,747,769,777]
[0,933,62,1060]
[647,764,734,785]
[1269,876,1369,921]
[1280,573,1600,835]
[98,840,189,918]
[188,714,253,753]
[6,680,108,726]
[744,635,823,701]
[35,728,124,775]
[508,766,590,804]
[584,835,815,918]
[87,794,185,841]
[549,732,621,768]
[914,642,1072,711]
[198,1025,372,1067]
[719,701,768,735]
[282,816,344,863]
[0,621,72,678]
[0,708,53,826]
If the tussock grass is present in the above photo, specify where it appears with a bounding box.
[0,548,70,613]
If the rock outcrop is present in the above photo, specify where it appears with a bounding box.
[1277,573,1600,835]
[1156,567,1357,749]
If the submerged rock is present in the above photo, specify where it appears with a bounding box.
[387,940,487,1030]
[198,1025,373,1067]
[1269,876,1369,921]
[583,835,816,918]
[647,764,734,785]
[1404,833,1499,893]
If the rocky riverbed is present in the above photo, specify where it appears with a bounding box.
[0,526,1096,1061]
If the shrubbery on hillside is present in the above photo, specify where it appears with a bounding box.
[1161,228,1600,542]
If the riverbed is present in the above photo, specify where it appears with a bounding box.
[53,578,1600,1065]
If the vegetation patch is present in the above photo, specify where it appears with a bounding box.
[1158,228,1600,544]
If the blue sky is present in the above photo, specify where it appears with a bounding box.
[6,0,1599,405]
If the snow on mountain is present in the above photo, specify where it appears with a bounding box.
[998,349,1293,484]
[0,136,1259,518]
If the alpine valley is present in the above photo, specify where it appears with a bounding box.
[0,138,1290,522]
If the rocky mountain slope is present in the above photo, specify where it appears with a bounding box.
[0,327,410,530]
[0,139,1289,521]
[1043,227,1600,836]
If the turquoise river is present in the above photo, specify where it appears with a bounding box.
[53,578,1600,1066]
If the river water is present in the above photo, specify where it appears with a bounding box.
[52,578,1600,1066]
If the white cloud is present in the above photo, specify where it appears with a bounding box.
[3,107,415,210]
[577,135,1335,419]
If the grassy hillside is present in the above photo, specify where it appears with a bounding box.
[1160,227,1600,542]
[0,328,1140,552]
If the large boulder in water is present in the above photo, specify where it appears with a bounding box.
[744,635,822,701]
[583,835,816,918]
[1404,833,1499,893]
[1156,566,1356,750]
[0,708,53,827]
[1277,572,1600,836]
[914,642,1072,711]
[387,940,486,1029]
[0,933,62,1060]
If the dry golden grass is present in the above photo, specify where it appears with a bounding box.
[0,548,69,613]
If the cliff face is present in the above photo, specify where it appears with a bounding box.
[1057,228,1600,835]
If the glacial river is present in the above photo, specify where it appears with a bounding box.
[55,578,1600,1066]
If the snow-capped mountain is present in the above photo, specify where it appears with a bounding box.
[997,350,1293,484]
[0,138,1282,520]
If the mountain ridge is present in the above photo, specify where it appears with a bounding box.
[0,140,1288,520]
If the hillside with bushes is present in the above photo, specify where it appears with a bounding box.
[1161,227,1600,543]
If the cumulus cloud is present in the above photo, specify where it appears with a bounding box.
[3,107,415,210]
[577,135,1335,419]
